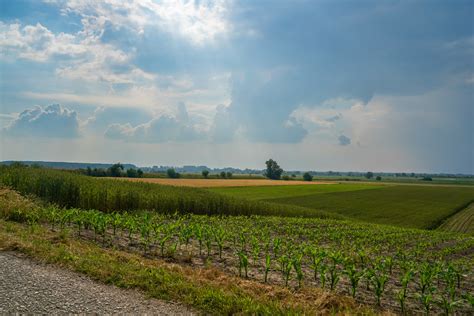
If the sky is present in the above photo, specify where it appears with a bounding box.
[0,0,472,173]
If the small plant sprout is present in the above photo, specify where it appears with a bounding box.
[264,253,271,283]
[292,254,304,288]
[238,251,249,278]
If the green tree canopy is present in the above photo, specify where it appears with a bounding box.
[264,159,283,180]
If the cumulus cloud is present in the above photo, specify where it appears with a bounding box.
[0,21,155,85]
[3,104,80,138]
[104,103,203,142]
[54,0,230,45]
[338,135,351,146]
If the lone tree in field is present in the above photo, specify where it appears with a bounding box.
[264,159,283,180]
[303,172,313,181]
[167,168,180,178]
[226,172,232,179]
[365,171,374,179]
[202,170,209,178]
[220,171,226,178]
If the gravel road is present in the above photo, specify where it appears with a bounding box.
[0,252,194,314]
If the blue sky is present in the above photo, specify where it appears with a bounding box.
[0,0,472,173]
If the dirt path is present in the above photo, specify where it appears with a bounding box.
[0,251,194,314]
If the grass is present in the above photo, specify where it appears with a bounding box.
[0,166,341,220]
[208,183,383,200]
[266,186,474,229]
[438,203,474,235]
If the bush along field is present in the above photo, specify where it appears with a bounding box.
[1,188,473,315]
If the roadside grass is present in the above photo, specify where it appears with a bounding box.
[438,203,474,235]
[266,186,474,229]
[208,183,384,200]
[0,220,372,315]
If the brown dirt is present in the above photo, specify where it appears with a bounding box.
[106,177,334,188]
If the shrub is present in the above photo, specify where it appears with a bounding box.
[167,168,180,179]
[303,172,313,181]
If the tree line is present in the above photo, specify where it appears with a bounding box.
[82,163,144,178]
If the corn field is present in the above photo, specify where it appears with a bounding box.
[5,203,473,314]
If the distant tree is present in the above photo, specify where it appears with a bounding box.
[282,175,290,181]
[9,161,26,168]
[376,176,382,181]
[109,163,124,177]
[291,174,296,178]
[264,159,283,180]
[86,166,92,176]
[126,168,138,178]
[202,170,209,178]
[422,176,433,181]
[410,172,416,177]
[365,171,374,179]
[220,171,226,179]
[167,168,180,178]
[303,172,313,181]
[137,169,144,178]
[226,172,232,179]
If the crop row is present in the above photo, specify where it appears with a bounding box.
[5,204,473,314]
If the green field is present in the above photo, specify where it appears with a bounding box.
[438,203,474,235]
[208,183,384,200]
[212,185,474,229]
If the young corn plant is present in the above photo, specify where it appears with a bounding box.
[371,269,389,306]
[278,255,293,287]
[396,269,414,314]
[344,262,364,298]
[264,253,271,283]
[292,253,304,288]
[328,251,343,291]
[194,224,204,256]
[436,295,462,316]
[250,236,260,266]
[238,250,249,278]
[213,227,226,259]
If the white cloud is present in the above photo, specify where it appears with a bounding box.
[104,102,204,142]
[58,0,231,45]
[3,104,80,138]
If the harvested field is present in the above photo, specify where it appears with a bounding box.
[108,177,333,187]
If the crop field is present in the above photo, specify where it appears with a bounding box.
[213,185,474,229]
[438,203,474,235]
[109,177,331,187]
[209,183,384,200]
[0,166,341,219]
[1,187,473,314]
[1,165,473,314]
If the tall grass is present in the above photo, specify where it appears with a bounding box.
[0,166,341,219]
